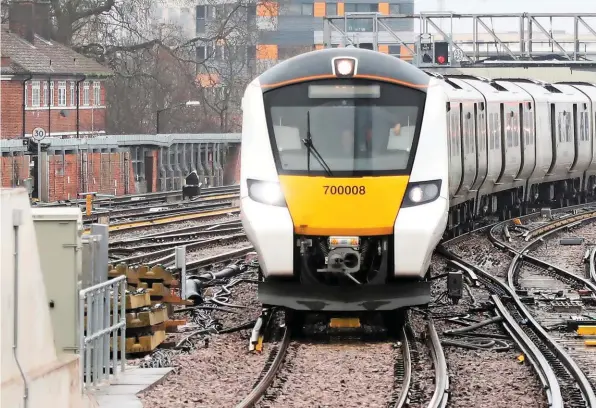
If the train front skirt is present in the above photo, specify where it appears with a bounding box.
[258,279,430,311]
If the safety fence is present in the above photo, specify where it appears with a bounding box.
[79,275,127,391]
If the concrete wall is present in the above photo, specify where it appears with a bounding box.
[0,188,87,408]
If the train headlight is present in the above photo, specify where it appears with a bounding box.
[402,180,442,208]
[247,179,286,207]
[333,57,357,77]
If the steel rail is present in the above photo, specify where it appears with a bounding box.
[437,245,563,408]
[235,324,291,408]
[85,194,238,220]
[394,325,412,408]
[426,318,449,408]
[590,247,596,283]
[96,208,240,233]
[439,204,596,408]
[112,233,248,266]
[98,201,234,224]
[442,202,596,247]
[185,246,255,271]
[494,213,596,407]
[490,296,561,408]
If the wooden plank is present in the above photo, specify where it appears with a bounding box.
[113,330,166,353]
[138,265,174,286]
[126,306,168,328]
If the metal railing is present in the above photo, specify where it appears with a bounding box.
[79,275,127,391]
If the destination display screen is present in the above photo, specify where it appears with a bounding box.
[308,84,381,99]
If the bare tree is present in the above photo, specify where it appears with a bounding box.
[2,0,274,134]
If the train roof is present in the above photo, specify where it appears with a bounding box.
[256,47,430,93]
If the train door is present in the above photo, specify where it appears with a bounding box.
[496,104,522,185]
[485,105,502,188]
[447,103,463,199]
[516,102,536,181]
[458,104,477,195]
[471,103,488,192]
[570,103,592,173]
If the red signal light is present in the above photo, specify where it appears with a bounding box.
[437,55,446,64]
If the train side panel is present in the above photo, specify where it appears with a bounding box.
[393,79,449,277]
[240,78,295,277]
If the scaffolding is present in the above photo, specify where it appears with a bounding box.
[322,13,596,68]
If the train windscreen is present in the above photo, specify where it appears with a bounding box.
[263,79,426,177]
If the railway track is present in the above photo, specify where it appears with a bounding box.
[439,203,596,408]
[83,193,237,223]
[36,184,240,208]
[89,207,240,234]
[235,310,448,408]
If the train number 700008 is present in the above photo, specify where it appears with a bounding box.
[323,185,366,195]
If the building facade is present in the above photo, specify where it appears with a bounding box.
[0,17,112,140]
[0,1,134,199]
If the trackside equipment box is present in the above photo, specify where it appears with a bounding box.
[31,207,83,354]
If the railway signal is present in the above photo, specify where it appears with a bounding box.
[434,41,450,65]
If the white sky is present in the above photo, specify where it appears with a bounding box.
[414,0,596,34]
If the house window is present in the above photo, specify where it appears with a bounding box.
[32,81,40,107]
[344,3,378,31]
[93,81,101,106]
[196,5,205,34]
[196,46,206,62]
[43,82,49,106]
[83,81,90,106]
[326,3,337,15]
[287,3,314,15]
[70,81,75,106]
[58,81,66,106]
[390,4,400,13]
[50,81,55,106]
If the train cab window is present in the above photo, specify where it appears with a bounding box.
[263,79,426,176]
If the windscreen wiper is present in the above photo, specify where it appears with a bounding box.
[302,111,333,177]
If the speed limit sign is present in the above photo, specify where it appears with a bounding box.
[32,127,46,142]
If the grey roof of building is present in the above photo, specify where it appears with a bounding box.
[0,25,112,77]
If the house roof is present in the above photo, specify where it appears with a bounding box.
[0,25,112,77]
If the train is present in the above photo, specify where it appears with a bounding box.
[239,46,596,313]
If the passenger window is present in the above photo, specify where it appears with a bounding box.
[513,115,519,147]
[580,112,585,141]
[557,113,563,142]
[494,113,500,150]
[566,113,572,142]
[507,114,513,147]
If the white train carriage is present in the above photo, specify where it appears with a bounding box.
[561,82,596,190]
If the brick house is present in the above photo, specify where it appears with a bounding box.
[0,2,112,140]
[0,1,136,201]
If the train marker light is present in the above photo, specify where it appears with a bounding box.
[333,57,357,77]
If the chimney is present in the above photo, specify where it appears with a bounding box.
[1,56,11,67]
[9,0,52,43]
[9,1,35,43]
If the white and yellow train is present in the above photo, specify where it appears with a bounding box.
[239,47,596,312]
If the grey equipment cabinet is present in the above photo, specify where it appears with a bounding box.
[31,207,83,354]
